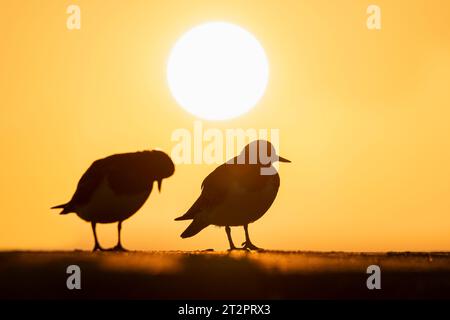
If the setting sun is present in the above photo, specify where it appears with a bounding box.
[167,22,269,120]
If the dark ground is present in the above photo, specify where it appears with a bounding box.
[0,251,449,299]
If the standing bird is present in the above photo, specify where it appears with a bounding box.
[52,150,175,251]
[175,140,290,250]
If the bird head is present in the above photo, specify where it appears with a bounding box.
[144,150,175,192]
[236,140,291,166]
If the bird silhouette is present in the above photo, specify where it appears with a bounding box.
[52,150,175,251]
[176,140,290,250]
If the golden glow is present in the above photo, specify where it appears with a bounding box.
[0,0,449,251]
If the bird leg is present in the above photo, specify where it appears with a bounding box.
[91,222,105,252]
[241,224,262,251]
[225,226,238,251]
[109,221,128,252]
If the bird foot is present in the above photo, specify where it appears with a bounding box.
[227,246,248,252]
[106,244,128,252]
[227,246,252,252]
[241,241,263,251]
[92,245,106,252]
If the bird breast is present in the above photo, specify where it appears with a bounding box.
[207,175,280,226]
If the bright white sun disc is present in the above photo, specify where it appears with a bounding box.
[167,22,269,120]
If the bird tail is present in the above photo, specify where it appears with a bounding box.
[175,213,192,221]
[51,203,71,215]
[180,219,209,238]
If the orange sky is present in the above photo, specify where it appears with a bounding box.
[0,0,449,251]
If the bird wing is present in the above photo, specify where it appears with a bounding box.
[175,162,272,221]
[175,163,234,220]
[63,158,110,211]
[54,152,154,213]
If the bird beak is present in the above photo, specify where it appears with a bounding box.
[157,179,162,192]
[278,155,291,163]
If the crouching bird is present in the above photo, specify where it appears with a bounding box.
[52,150,175,251]
[175,140,290,251]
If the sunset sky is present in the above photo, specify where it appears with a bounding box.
[1,0,449,251]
